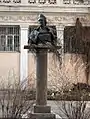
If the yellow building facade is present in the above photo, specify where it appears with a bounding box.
[0,0,90,89]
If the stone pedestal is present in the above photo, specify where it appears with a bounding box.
[29,113,56,119]
[30,50,56,119]
[34,105,51,113]
[36,51,47,106]
[24,46,57,119]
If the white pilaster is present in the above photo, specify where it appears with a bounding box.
[56,25,64,47]
[57,0,63,5]
[71,0,74,4]
[56,25,64,66]
[20,26,28,83]
[36,0,38,3]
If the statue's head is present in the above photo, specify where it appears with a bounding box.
[38,14,47,27]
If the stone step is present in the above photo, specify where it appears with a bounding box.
[34,105,51,113]
[29,113,56,119]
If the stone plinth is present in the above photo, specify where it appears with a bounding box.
[29,113,56,119]
[34,105,51,113]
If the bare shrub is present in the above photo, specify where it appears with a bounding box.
[48,54,86,92]
[0,77,35,118]
[56,101,90,119]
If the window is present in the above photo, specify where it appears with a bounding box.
[38,0,46,4]
[13,0,21,3]
[74,0,84,4]
[3,0,11,3]
[28,0,36,3]
[0,26,20,52]
[64,26,90,54]
[63,0,71,4]
[48,0,56,4]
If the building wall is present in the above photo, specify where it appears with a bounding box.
[0,0,89,88]
[64,53,87,83]
[28,53,36,88]
[0,53,20,88]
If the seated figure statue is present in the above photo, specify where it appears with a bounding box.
[28,14,56,47]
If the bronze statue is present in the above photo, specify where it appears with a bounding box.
[28,14,56,46]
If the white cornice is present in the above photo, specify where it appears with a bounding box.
[0,5,90,14]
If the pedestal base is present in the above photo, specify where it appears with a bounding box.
[34,105,51,113]
[29,113,56,119]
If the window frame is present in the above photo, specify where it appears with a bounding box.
[0,25,20,52]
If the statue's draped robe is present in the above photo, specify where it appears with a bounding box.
[28,26,56,46]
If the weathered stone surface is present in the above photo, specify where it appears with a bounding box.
[34,105,51,113]
[36,52,47,105]
[29,113,56,119]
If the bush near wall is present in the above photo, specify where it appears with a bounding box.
[19,83,90,101]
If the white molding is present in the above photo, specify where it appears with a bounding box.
[20,26,28,83]
[57,0,63,5]
[56,25,64,66]
[0,14,89,26]
[0,5,90,14]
